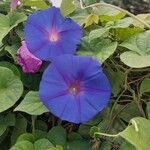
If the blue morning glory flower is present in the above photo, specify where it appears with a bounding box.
[24,7,82,61]
[39,55,111,123]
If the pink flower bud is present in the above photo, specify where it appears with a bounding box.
[17,41,42,73]
[10,0,19,10]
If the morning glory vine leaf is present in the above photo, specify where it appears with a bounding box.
[14,91,48,115]
[22,0,48,9]
[119,117,150,150]
[10,141,34,150]
[0,113,15,136]
[89,28,109,41]
[120,30,150,68]
[0,12,27,44]
[93,6,125,22]
[0,67,23,113]
[78,37,118,63]
[140,78,150,94]
[60,0,76,16]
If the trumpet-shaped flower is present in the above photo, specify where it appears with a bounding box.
[39,55,111,123]
[25,7,82,61]
[17,41,42,73]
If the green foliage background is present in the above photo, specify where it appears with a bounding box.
[0,0,150,150]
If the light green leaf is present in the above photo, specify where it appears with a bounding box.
[78,38,118,63]
[10,141,34,150]
[133,13,150,28]
[140,78,150,94]
[89,28,109,41]
[22,0,48,9]
[0,67,23,112]
[0,12,27,43]
[5,45,19,62]
[60,0,75,16]
[47,126,67,149]
[120,51,150,68]
[84,14,99,27]
[34,138,54,150]
[119,117,150,150]
[120,30,150,55]
[48,145,63,150]
[146,102,150,120]
[96,41,118,63]
[17,133,34,143]
[71,10,89,26]
[112,27,143,41]
[93,6,125,22]
[120,30,150,68]
[111,17,133,28]
[0,113,15,136]
[119,141,136,150]
[14,91,48,115]
[0,61,20,77]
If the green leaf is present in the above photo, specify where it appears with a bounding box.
[0,61,20,77]
[111,17,133,28]
[11,116,27,145]
[105,69,125,96]
[146,102,150,120]
[95,41,118,63]
[119,141,136,150]
[93,6,125,22]
[47,126,67,149]
[67,140,91,150]
[34,138,54,150]
[120,51,150,68]
[0,67,23,112]
[48,145,63,150]
[22,0,48,9]
[140,78,150,94]
[78,38,118,63]
[71,9,89,26]
[17,133,35,143]
[89,28,109,41]
[120,31,150,67]
[14,91,48,115]
[68,132,83,141]
[118,102,141,122]
[119,117,150,150]
[60,0,75,16]
[84,14,99,27]
[33,130,47,141]
[0,113,15,136]
[10,141,34,150]
[5,45,19,62]
[0,12,27,43]
[100,142,111,150]
[112,27,143,41]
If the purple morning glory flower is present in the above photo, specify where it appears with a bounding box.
[24,7,82,61]
[39,55,111,123]
[17,41,42,73]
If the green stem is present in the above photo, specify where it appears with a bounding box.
[31,116,36,134]
[79,0,150,29]
[94,132,119,137]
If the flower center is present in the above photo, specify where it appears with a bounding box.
[68,80,81,95]
[49,29,59,42]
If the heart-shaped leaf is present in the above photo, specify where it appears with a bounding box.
[0,67,23,112]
